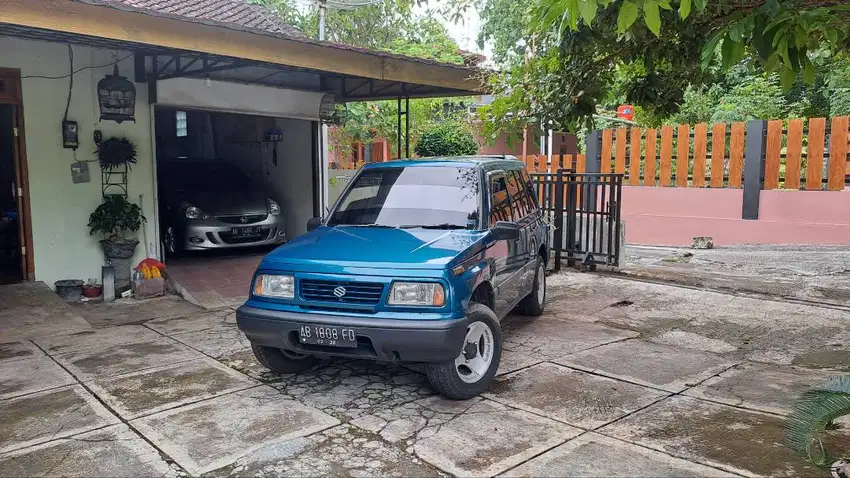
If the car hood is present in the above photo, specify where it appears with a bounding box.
[181,190,269,216]
[261,226,488,271]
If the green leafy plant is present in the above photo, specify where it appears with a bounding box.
[88,195,145,243]
[786,374,850,468]
[96,137,137,171]
[414,122,479,157]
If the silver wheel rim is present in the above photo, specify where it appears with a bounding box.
[455,321,495,384]
[536,262,546,304]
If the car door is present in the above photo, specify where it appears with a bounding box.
[486,171,519,317]
[506,169,536,299]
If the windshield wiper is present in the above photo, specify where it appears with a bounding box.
[400,223,469,230]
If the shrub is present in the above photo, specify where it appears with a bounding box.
[88,195,145,243]
[414,122,479,158]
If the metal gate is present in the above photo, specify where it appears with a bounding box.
[531,170,623,270]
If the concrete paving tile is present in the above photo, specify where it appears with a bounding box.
[87,358,258,419]
[350,395,482,444]
[54,336,202,380]
[0,385,118,454]
[598,396,850,477]
[216,348,285,383]
[503,319,638,360]
[270,359,434,421]
[169,322,250,358]
[146,309,235,336]
[0,424,177,478]
[0,341,43,364]
[0,282,91,342]
[497,350,541,376]
[207,425,442,477]
[413,399,582,477]
[33,325,162,355]
[72,296,203,328]
[683,362,836,416]
[502,432,738,477]
[557,339,737,392]
[132,385,339,475]
[0,356,76,399]
[485,362,668,429]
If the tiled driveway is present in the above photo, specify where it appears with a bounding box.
[1,273,849,477]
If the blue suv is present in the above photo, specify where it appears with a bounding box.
[236,156,549,399]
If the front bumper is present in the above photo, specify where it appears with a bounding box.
[236,305,468,363]
[183,214,287,250]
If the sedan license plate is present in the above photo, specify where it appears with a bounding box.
[299,325,357,348]
[231,226,262,236]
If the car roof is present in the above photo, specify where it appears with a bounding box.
[361,155,524,173]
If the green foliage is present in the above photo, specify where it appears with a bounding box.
[413,122,479,157]
[786,374,850,467]
[96,137,137,171]
[88,195,145,243]
[478,0,529,66]
[464,0,850,133]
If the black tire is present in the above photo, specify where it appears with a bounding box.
[425,302,502,400]
[251,344,317,374]
[519,256,546,316]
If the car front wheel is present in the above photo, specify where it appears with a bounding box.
[426,302,502,400]
[251,344,317,374]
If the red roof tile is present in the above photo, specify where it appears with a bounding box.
[75,0,305,38]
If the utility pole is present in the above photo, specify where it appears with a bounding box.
[318,0,329,213]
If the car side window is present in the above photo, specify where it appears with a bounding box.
[519,169,539,212]
[489,174,513,226]
[506,170,529,221]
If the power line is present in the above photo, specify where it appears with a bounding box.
[21,53,134,80]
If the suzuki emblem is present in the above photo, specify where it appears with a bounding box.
[240,216,249,224]
[333,286,347,298]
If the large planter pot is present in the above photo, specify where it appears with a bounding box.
[100,239,138,290]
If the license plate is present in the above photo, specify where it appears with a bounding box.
[299,325,357,348]
[231,227,262,236]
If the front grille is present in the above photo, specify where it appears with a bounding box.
[217,214,268,225]
[300,279,384,305]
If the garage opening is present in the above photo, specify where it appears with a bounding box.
[154,106,319,305]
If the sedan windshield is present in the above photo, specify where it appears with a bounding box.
[328,166,480,229]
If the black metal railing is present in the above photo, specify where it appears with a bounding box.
[531,170,623,270]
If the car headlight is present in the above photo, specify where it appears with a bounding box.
[388,282,445,307]
[182,203,207,220]
[253,274,294,299]
[269,199,281,216]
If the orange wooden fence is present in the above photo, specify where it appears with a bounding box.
[518,154,586,174]
[597,116,849,191]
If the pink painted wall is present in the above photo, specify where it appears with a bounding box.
[622,186,850,246]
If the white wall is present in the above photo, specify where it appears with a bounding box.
[0,36,157,288]
[268,118,315,239]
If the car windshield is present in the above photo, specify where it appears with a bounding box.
[163,162,253,192]
[327,166,480,229]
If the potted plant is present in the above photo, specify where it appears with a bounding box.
[88,195,145,290]
[82,278,103,298]
[96,136,137,170]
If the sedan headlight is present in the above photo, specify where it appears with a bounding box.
[253,274,295,299]
[182,203,208,220]
[269,199,281,216]
[388,282,445,307]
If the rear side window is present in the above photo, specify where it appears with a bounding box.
[489,175,513,226]
[506,170,531,220]
[519,169,539,211]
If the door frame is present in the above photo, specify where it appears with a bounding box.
[0,68,35,280]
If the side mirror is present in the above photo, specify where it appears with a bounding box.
[491,221,520,240]
[306,217,323,232]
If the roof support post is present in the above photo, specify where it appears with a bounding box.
[396,96,410,159]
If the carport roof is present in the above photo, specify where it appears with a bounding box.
[0,0,486,101]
